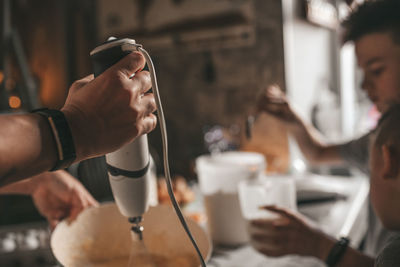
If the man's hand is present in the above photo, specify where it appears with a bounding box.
[62,52,157,161]
[0,171,98,229]
[30,171,98,229]
[249,206,334,259]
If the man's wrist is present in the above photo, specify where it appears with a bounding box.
[61,106,87,162]
[32,109,77,170]
[34,113,59,171]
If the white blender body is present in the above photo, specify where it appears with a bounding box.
[106,136,150,218]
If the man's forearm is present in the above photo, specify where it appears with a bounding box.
[0,52,157,186]
[0,178,35,195]
[0,114,57,185]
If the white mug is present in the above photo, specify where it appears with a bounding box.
[238,174,297,220]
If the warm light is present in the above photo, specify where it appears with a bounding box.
[9,96,22,109]
[0,71,3,84]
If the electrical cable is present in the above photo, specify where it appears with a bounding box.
[138,47,207,267]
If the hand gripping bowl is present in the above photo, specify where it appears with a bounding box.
[51,203,212,267]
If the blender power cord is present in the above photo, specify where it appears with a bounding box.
[138,47,207,267]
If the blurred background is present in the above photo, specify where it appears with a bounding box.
[0,0,374,265]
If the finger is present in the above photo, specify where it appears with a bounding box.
[250,238,281,253]
[136,93,157,116]
[267,84,284,95]
[259,102,287,111]
[44,207,67,222]
[251,218,276,226]
[76,188,98,208]
[266,86,287,101]
[68,203,84,222]
[49,219,60,231]
[130,71,152,95]
[69,209,81,221]
[264,100,287,107]
[72,190,92,218]
[139,114,157,135]
[250,220,292,238]
[257,247,284,258]
[251,218,289,230]
[82,194,98,210]
[264,95,287,104]
[248,225,284,239]
[44,207,67,227]
[87,195,99,207]
[112,52,146,79]
[251,233,283,246]
[74,183,99,207]
[261,205,299,222]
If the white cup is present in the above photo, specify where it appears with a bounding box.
[196,152,266,246]
[238,174,297,220]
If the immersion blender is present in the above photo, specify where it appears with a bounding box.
[90,37,206,266]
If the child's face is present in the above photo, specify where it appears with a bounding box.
[356,33,400,113]
[369,134,400,230]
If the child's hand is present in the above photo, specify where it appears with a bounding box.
[249,205,334,260]
[256,85,297,125]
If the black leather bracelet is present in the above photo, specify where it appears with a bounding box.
[32,108,76,171]
[325,237,350,267]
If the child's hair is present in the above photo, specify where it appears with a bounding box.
[375,105,400,151]
[342,0,400,44]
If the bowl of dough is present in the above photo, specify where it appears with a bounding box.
[51,203,211,267]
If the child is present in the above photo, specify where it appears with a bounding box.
[369,105,400,266]
[251,0,400,265]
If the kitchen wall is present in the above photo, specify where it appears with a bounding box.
[283,0,342,142]
[11,0,290,178]
[9,0,352,178]
[98,0,289,177]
